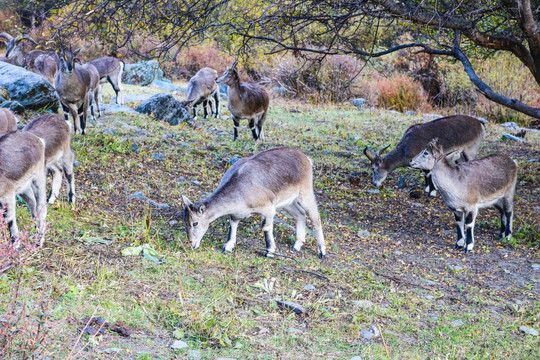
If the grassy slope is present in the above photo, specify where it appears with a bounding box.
[1,84,539,359]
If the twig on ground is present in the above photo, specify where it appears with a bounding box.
[379,324,391,360]
[283,266,329,280]
[373,271,433,290]
[256,250,330,280]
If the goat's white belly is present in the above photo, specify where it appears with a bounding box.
[274,193,299,210]
[13,172,36,195]
[46,151,64,169]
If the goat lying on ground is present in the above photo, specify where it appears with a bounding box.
[215,61,269,141]
[24,114,75,204]
[410,139,517,253]
[364,115,485,196]
[181,147,326,258]
[88,56,125,105]
[181,67,219,120]
[0,131,47,245]
[0,108,18,135]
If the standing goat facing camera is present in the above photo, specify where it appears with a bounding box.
[215,61,269,141]
[181,67,220,120]
[180,147,326,258]
[410,139,517,253]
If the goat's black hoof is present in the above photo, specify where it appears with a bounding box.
[319,253,326,260]
[221,248,231,254]
[290,247,299,252]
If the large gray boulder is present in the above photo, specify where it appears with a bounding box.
[0,62,57,111]
[122,60,164,86]
[135,93,191,125]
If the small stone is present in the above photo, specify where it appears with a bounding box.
[73,160,80,167]
[276,300,305,314]
[529,159,539,162]
[532,264,540,271]
[169,220,179,227]
[324,292,336,299]
[128,191,146,200]
[367,189,380,194]
[360,329,373,340]
[357,230,372,238]
[103,348,121,354]
[430,316,439,321]
[352,98,369,109]
[502,133,527,142]
[424,295,434,300]
[447,264,463,271]
[134,129,148,137]
[176,176,187,184]
[519,325,539,336]
[163,133,178,139]
[304,284,315,291]
[131,142,140,154]
[191,180,201,186]
[349,357,362,360]
[151,153,165,161]
[228,157,240,165]
[287,328,303,334]
[397,176,405,188]
[451,320,464,327]
[405,110,415,116]
[101,128,116,136]
[352,300,373,309]
[412,203,422,207]
[187,350,202,360]
[171,340,188,349]
[393,250,402,256]
[500,121,520,130]
[368,326,380,338]
[220,115,230,120]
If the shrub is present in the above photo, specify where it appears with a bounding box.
[165,43,234,81]
[273,54,364,103]
[376,74,428,112]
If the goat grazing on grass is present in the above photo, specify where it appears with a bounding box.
[181,147,326,258]
[364,115,485,197]
[24,114,75,204]
[410,139,517,253]
[0,108,18,135]
[88,56,125,105]
[0,131,47,245]
[181,67,220,120]
[55,47,99,134]
[215,61,269,141]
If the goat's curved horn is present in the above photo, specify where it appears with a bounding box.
[231,60,238,69]
[377,144,390,156]
[22,35,38,45]
[363,147,375,161]
[0,32,13,41]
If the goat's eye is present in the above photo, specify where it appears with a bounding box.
[193,222,198,227]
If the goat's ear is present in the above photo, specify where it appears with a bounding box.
[182,195,193,208]
[363,147,375,161]
[377,144,390,156]
[198,204,206,215]
[73,48,82,55]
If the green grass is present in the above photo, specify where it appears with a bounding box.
[0,86,539,359]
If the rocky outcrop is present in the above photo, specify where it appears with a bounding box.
[0,62,57,111]
[122,60,164,86]
[135,93,191,125]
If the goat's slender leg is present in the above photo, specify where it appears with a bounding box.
[47,164,63,204]
[63,149,76,204]
[19,185,37,217]
[257,110,267,142]
[249,118,259,140]
[494,203,506,238]
[223,217,240,253]
[261,209,277,257]
[464,208,478,253]
[502,198,514,239]
[5,195,18,240]
[94,88,102,117]
[202,100,209,119]
[232,116,240,140]
[213,90,220,117]
[423,170,437,197]
[298,191,326,258]
[284,201,307,252]
[67,103,80,134]
[454,210,465,249]
[81,96,89,135]
[32,170,47,246]
[61,102,70,121]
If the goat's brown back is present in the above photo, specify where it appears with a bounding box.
[24,114,70,159]
[0,131,44,182]
[89,57,122,77]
